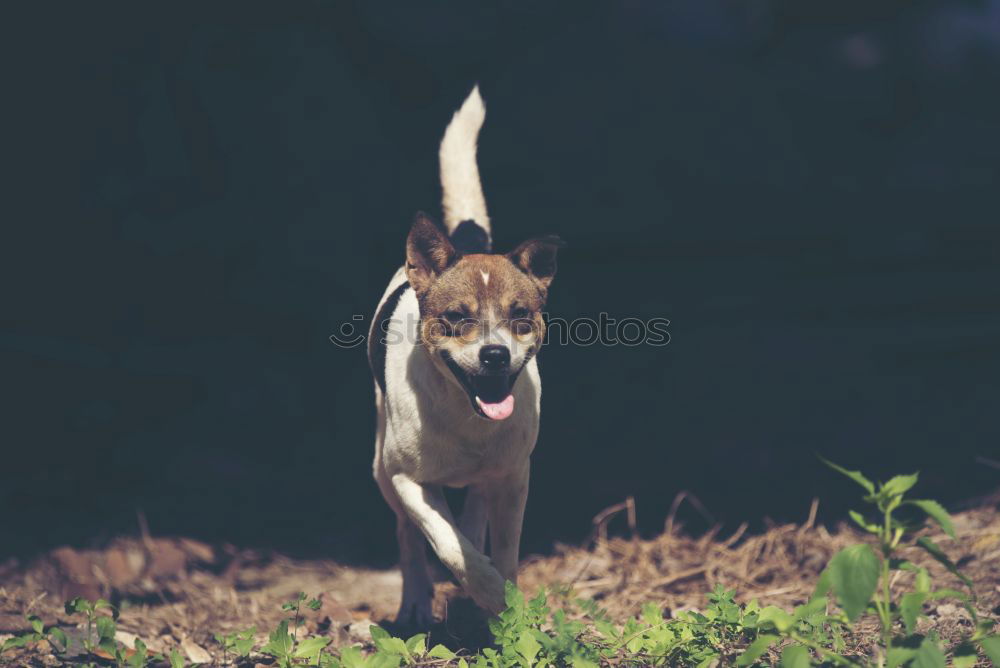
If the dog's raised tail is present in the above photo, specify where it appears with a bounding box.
[439,86,491,250]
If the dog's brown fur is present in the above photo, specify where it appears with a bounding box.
[405,214,561,361]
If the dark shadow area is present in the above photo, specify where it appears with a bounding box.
[380,597,495,655]
[4,0,999,565]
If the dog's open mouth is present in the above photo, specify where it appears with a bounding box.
[470,374,515,420]
[441,352,518,420]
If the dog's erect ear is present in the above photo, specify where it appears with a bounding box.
[508,235,565,290]
[406,213,458,294]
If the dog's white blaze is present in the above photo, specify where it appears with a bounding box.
[480,270,489,286]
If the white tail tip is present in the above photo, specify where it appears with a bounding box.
[439,85,490,236]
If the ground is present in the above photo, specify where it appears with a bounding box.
[2,495,998,665]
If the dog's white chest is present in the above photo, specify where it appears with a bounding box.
[376,287,541,485]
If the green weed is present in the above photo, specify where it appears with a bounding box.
[215,625,256,664]
[62,597,163,667]
[777,457,1000,667]
[0,612,68,656]
[3,461,998,667]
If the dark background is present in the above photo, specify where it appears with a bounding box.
[4,1,999,565]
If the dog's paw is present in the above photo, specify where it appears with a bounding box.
[395,597,435,630]
[463,557,507,614]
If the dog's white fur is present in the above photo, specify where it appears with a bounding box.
[369,88,541,626]
[439,85,490,235]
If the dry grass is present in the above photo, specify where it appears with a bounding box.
[520,493,1000,658]
[2,494,998,665]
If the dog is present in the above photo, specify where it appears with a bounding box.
[368,86,562,627]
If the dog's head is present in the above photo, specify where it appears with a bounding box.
[405,214,562,421]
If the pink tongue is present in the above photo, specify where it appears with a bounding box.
[476,394,515,420]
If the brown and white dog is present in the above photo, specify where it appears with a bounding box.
[368,87,561,627]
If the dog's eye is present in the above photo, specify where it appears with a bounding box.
[510,306,530,320]
[443,310,466,323]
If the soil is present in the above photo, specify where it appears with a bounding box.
[2,495,998,666]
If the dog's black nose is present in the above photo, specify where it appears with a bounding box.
[479,345,510,370]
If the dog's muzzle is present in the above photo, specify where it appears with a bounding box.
[440,349,521,420]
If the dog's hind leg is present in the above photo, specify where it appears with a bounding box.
[458,485,488,553]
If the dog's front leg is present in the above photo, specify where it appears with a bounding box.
[486,462,530,584]
[391,473,506,613]
[458,485,488,552]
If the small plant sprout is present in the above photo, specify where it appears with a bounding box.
[62,597,163,668]
[802,457,998,667]
[65,597,118,654]
[263,596,332,668]
[215,625,255,664]
[261,617,332,668]
[5,460,998,667]
[0,613,68,655]
[281,591,322,643]
[368,624,457,667]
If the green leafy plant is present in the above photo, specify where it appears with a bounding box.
[7,459,998,668]
[168,647,187,668]
[581,585,763,666]
[749,458,999,667]
[365,625,457,667]
[257,592,334,666]
[215,625,256,664]
[65,596,118,654]
[262,617,333,667]
[63,597,162,667]
[736,592,850,666]
[281,592,322,642]
[484,582,566,667]
[262,618,297,667]
[0,613,68,655]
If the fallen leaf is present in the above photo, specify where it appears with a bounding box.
[182,638,212,663]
